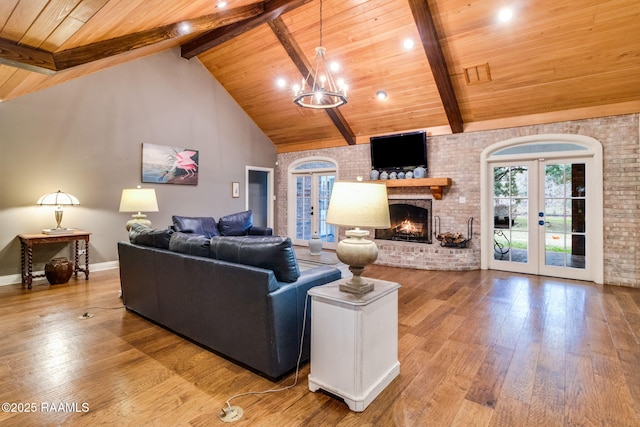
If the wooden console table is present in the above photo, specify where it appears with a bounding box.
[308,278,401,411]
[18,230,90,289]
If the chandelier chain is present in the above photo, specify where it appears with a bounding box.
[319,0,323,47]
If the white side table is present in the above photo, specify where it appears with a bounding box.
[307,278,401,412]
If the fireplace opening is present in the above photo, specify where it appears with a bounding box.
[376,202,432,243]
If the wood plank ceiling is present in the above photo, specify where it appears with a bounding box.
[0,0,638,153]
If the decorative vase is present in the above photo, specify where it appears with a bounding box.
[45,257,74,285]
[405,171,413,179]
[379,171,388,180]
[309,232,323,255]
[370,170,379,180]
[389,171,397,179]
[397,171,405,179]
[413,166,426,178]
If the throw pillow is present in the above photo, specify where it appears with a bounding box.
[217,210,253,236]
[172,215,220,238]
[169,232,211,257]
[209,236,300,283]
[129,223,173,249]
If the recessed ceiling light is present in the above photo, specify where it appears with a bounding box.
[178,22,191,35]
[376,90,388,100]
[498,8,513,22]
[402,39,415,50]
[217,1,227,8]
[276,78,287,88]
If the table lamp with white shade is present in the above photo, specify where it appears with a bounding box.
[119,187,159,231]
[326,181,390,295]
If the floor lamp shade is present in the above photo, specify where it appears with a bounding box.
[326,181,390,294]
[119,188,159,231]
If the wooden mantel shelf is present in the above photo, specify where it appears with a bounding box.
[377,177,452,200]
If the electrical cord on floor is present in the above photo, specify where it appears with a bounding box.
[219,293,311,422]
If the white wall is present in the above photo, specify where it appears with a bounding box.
[0,48,276,280]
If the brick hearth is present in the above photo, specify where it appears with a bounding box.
[375,239,480,271]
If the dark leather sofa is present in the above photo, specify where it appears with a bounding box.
[172,210,273,237]
[118,224,341,380]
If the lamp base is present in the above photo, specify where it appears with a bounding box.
[125,218,152,231]
[339,277,374,295]
[335,229,379,295]
[125,213,152,231]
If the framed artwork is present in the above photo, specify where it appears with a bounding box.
[142,143,199,185]
[232,182,240,198]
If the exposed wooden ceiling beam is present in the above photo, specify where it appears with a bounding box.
[408,0,464,134]
[269,17,356,146]
[0,5,262,74]
[55,4,263,71]
[0,37,56,74]
[181,0,312,59]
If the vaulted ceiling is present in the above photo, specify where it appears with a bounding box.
[1,0,638,153]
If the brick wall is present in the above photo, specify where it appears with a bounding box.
[276,113,640,286]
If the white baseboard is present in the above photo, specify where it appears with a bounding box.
[0,261,119,287]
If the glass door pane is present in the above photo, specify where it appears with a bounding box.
[295,175,312,241]
[492,165,529,264]
[315,174,336,243]
[542,162,586,269]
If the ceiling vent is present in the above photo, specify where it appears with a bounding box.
[463,63,491,85]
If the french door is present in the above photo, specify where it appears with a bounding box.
[489,158,592,281]
[292,172,336,249]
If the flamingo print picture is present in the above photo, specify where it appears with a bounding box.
[142,143,199,185]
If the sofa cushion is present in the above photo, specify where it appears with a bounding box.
[129,223,173,249]
[217,210,253,236]
[172,215,220,238]
[209,236,300,283]
[169,232,211,257]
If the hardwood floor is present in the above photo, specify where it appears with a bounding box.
[2,265,640,426]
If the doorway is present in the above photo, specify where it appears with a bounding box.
[481,135,603,284]
[288,158,337,249]
[245,166,274,229]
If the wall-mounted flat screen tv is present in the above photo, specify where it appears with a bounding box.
[370,131,427,171]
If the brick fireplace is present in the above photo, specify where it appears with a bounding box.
[376,198,432,244]
[373,195,478,271]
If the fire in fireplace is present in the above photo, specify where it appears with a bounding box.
[375,202,432,243]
